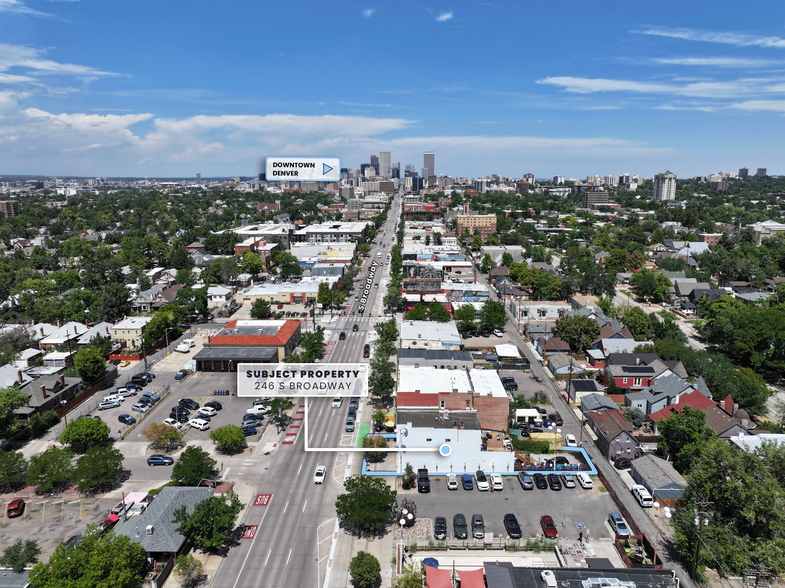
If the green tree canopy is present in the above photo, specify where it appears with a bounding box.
[405,304,428,321]
[209,425,247,454]
[0,450,27,491]
[73,347,106,384]
[241,251,264,275]
[630,269,671,303]
[349,551,382,588]
[428,302,451,323]
[552,315,599,352]
[481,253,495,273]
[72,446,124,491]
[0,539,40,574]
[335,475,397,537]
[479,300,507,330]
[26,446,74,493]
[657,406,716,473]
[0,386,30,439]
[171,445,219,486]
[172,489,244,552]
[59,417,111,452]
[250,298,272,319]
[620,306,652,341]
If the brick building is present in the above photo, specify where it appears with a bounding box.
[455,214,497,239]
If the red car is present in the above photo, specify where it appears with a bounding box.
[6,499,25,518]
[540,515,558,539]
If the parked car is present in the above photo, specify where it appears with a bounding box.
[142,392,160,403]
[130,375,149,386]
[102,394,124,404]
[614,457,633,470]
[242,417,264,428]
[131,402,150,413]
[576,473,593,489]
[175,369,189,380]
[565,434,578,447]
[313,465,327,484]
[504,382,518,391]
[540,515,558,539]
[500,376,516,384]
[116,387,136,397]
[6,499,25,518]
[472,514,485,539]
[204,401,222,411]
[241,427,258,437]
[98,400,120,411]
[179,398,200,410]
[188,418,210,431]
[171,406,190,416]
[534,406,548,415]
[547,473,562,490]
[246,405,269,416]
[125,382,141,392]
[549,413,563,426]
[119,360,130,367]
[147,454,174,466]
[168,411,189,422]
[453,513,468,539]
[475,470,490,491]
[198,407,217,417]
[162,418,183,430]
[447,473,458,490]
[561,473,576,488]
[434,516,447,540]
[608,512,631,536]
[490,473,504,491]
[504,513,522,539]
[533,473,548,489]
[493,329,503,337]
[118,414,136,425]
[517,472,534,490]
[462,474,474,490]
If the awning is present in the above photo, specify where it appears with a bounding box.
[495,344,521,358]
[424,565,452,588]
[458,568,485,588]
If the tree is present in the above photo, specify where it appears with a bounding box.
[172,489,244,552]
[201,257,239,284]
[274,251,303,276]
[405,304,427,321]
[630,269,671,303]
[727,367,769,416]
[620,306,653,341]
[241,251,264,275]
[73,347,106,384]
[171,445,219,486]
[501,252,514,268]
[362,435,388,463]
[479,300,507,330]
[143,422,184,451]
[0,539,40,574]
[401,463,416,490]
[335,475,397,537]
[317,282,332,309]
[428,302,451,322]
[394,562,427,588]
[0,451,27,490]
[89,333,114,357]
[552,315,600,353]
[174,553,204,587]
[368,354,396,401]
[481,253,495,273]
[349,551,381,588]
[175,268,196,286]
[470,233,483,251]
[60,417,111,452]
[210,425,247,454]
[250,298,272,319]
[0,386,30,439]
[73,446,124,491]
[454,304,477,331]
[657,406,716,473]
[29,532,147,588]
[299,326,326,362]
[26,446,73,493]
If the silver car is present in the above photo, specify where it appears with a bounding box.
[98,400,120,411]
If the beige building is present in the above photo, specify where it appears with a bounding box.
[111,316,153,349]
[456,214,497,239]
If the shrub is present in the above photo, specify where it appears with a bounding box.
[511,439,551,454]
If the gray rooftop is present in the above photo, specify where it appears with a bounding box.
[580,393,619,412]
[398,410,481,430]
[114,486,213,554]
[194,347,278,360]
[397,349,473,361]
[630,454,687,490]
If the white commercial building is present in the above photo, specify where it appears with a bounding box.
[653,171,676,201]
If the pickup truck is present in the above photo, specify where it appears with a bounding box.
[417,468,431,493]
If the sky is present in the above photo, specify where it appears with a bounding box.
[1,0,785,178]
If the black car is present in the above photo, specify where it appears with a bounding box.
[533,473,548,489]
[504,382,519,391]
[175,369,189,380]
[349,397,359,409]
[363,344,370,358]
[139,372,155,381]
[125,382,142,392]
[500,376,516,384]
[169,412,189,423]
[544,456,570,470]
[352,324,359,332]
[204,401,222,411]
[241,427,258,437]
[339,332,346,340]
[547,473,562,490]
[130,376,148,387]
[504,513,522,539]
[171,405,190,414]
[614,457,633,470]
[549,413,563,426]
[434,516,447,540]
[118,414,136,425]
[109,359,121,365]
[534,406,548,415]
[147,454,174,466]
[179,398,200,410]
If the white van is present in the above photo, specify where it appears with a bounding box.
[631,484,654,507]
[576,473,593,489]
[182,339,195,348]
[175,343,190,353]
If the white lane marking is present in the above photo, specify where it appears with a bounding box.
[284,501,289,513]
[297,463,303,476]
[286,549,292,565]
[302,500,308,513]
[230,494,275,588]
[264,549,271,566]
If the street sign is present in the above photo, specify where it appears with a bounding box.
[265,157,340,181]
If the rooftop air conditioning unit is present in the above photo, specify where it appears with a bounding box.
[146,525,154,535]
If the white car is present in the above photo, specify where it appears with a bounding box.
[493,329,503,337]
[576,473,593,489]
[490,473,504,491]
[198,406,217,417]
[116,388,137,397]
[246,405,270,416]
[565,434,578,447]
[332,397,343,408]
[447,473,458,490]
[475,470,490,491]
[188,418,210,431]
[313,465,326,484]
[103,394,124,403]
[162,418,183,430]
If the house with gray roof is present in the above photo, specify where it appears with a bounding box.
[576,391,617,411]
[625,372,696,414]
[114,486,213,585]
[630,454,687,503]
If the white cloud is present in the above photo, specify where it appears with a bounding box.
[653,57,784,68]
[729,100,785,112]
[537,75,785,99]
[0,43,121,80]
[634,27,785,49]
[362,8,375,17]
[436,11,453,22]
[0,0,51,16]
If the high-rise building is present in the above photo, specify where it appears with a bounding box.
[653,171,676,201]
[423,152,435,179]
[583,191,609,208]
[370,155,378,167]
[553,176,565,185]
[405,163,416,173]
[739,167,749,178]
[756,168,767,177]
[379,152,391,178]
[0,201,20,218]
[196,173,201,185]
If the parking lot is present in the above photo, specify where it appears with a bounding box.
[406,473,618,543]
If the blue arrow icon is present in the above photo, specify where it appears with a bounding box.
[322,163,333,175]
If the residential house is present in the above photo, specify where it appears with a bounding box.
[585,409,638,461]
[649,393,752,439]
[625,372,703,415]
[185,242,204,253]
[207,286,232,305]
[76,322,114,347]
[589,323,634,349]
[577,391,617,412]
[13,374,82,422]
[630,455,687,504]
[604,359,670,392]
[547,353,583,378]
[39,321,89,350]
[537,336,570,358]
[111,317,153,350]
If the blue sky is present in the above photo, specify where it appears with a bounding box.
[1,0,784,178]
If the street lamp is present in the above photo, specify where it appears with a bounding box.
[652,502,671,566]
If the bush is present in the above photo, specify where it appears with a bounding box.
[29,411,60,438]
[532,391,551,405]
[511,439,551,454]
[402,463,416,490]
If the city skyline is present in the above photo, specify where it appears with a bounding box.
[0,0,783,178]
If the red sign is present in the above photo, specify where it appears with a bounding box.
[240,525,258,539]
[253,494,272,507]
[328,341,337,345]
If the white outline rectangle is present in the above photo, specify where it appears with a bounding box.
[237,363,368,398]
[265,157,340,181]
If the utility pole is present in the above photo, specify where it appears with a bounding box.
[744,561,774,588]
[692,501,713,579]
